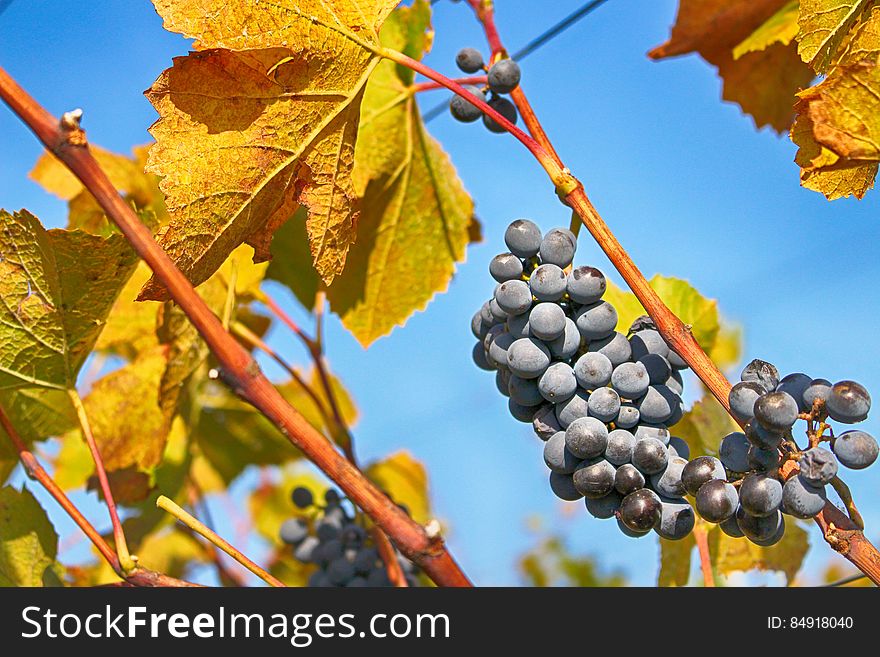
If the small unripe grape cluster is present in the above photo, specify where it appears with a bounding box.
[471,219,697,540]
[449,47,521,133]
[689,360,879,546]
[279,486,420,587]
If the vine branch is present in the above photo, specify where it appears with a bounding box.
[0,64,471,588]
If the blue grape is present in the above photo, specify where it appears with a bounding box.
[506,308,531,339]
[740,359,780,391]
[750,515,785,547]
[565,416,609,459]
[507,337,551,379]
[719,513,745,538]
[588,387,621,423]
[650,456,688,498]
[632,437,668,475]
[665,369,684,395]
[567,266,606,304]
[585,491,623,519]
[486,330,514,369]
[739,473,783,517]
[555,389,591,428]
[695,479,738,523]
[754,391,799,432]
[747,446,780,471]
[291,486,314,509]
[636,385,678,424]
[655,498,695,541]
[495,369,512,397]
[353,548,379,575]
[573,458,617,498]
[604,429,636,465]
[280,518,309,545]
[543,431,581,473]
[629,329,669,360]
[326,557,356,586]
[617,517,652,538]
[509,399,539,422]
[547,317,581,360]
[483,96,518,133]
[549,472,583,501]
[508,375,544,406]
[639,354,671,385]
[294,536,321,563]
[619,489,662,532]
[802,378,832,409]
[616,403,640,429]
[681,456,726,496]
[736,507,783,543]
[667,349,687,370]
[494,279,532,315]
[782,475,826,519]
[744,418,784,450]
[471,310,489,340]
[614,463,645,496]
[826,380,871,424]
[633,424,670,444]
[588,332,632,367]
[574,352,613,389]
[610,361,649,399]
[487,58,521,94]
[667,436,690,460]
[532,404,562,441]
[529,263,567,301]
[472,343,493,371]
[719,431,750,473]
[504,219,542,258]
[529,302,566,340]
[456,47,484,73]
[489,252,524,283]
[776,373,812,412]
[798,447,838,486]
[449,85,486,123]
[833,430,879,469]
[538,228,577,268]
[575,301,617,340]
[728,381,765,422]
[538,362,577,402]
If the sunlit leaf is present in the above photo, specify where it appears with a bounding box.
[674,396,739,458]
[658,533,695,586]
[734,1,800,59]
[709,521,809,584]
[0,486,58,586]
[797,0,875,72]
[365,451,430,524]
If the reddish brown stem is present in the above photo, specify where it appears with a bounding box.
[461,0,880,584]
[0,65,471,588]
[694,526,715,588]
[0,403,200,587]
[413,75,487,93]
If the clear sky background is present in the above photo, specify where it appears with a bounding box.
[1,0,878,586]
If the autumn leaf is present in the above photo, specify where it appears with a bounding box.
[366,451,430,524]
[834,5,880,65]
[658,533,695,586]
[134,529,209,579]
[326,0,478,346]
[651,0,815,132]
[709,521,809,584]
[797,0,876,72]
[0,209,138,391]
[265,208,320,311]
[142,0,402,300]
[0,486,58,586]
[734,1,800,59]
[674,397,740,458]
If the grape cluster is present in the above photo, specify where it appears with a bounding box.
[449,47,521,133]
[693,360,878,545]
[471,219,697,540]
[279,486,420,587]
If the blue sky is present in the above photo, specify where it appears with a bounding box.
[2,0,878,586]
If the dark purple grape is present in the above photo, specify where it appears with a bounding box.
[618,489,662,532]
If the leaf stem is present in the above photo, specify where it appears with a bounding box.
[157,495,284,587]
[693,525,716,588]
[67,388,135,573]
[412,76,487,93]
[0,65,471,588]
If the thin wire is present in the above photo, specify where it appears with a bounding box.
[823,573,870,587]
[423,0,611,122]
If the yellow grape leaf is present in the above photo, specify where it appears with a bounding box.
[658,533,695,587]
[709,521,809,584]
[0,210,138,391]
[650,0,814,132]
[674,396,739,458]
[76,348,171,473]
[142,0,402,299]
[134,529,209,580]
[708,321,742,369]
[791,85,879,199]
[94,263,161,359]
[797,0,876,72]
[0,388,76,484]
[327,0,478,346]
[365,451,430,524]
[249,469,326,546]
[52,428,94,491]
[602,276,722,353]
[835,5,880,65]
[0,486,58,586]
[734,1,800,59]
[265,208,320,311]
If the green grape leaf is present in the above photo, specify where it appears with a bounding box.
[0,486,58,586]
[734,1,800,59]
[0,209,138,391]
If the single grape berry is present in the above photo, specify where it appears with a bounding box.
[616,404,640,430]
[798,447,838,486]
[747,445,780,471]
[280,518,309,545]
[555,389,591,428]
[532,404,561,441]
[575,301,618,341]
[565,417,609,460]
[802,378,832,409]
[611,361,649,400]
[543,431,581,474]
[547,318,580,360]
[636,385,678,424]
[776,373,813,412]
[695,479,738,523]
[483,96,518,133]
[587,387,621,423]
[539,228,577,268]
[639,354,672,386]
[324,489,342,506]
[604,429,636,465]
[574,352,613,389]
[719,514,745,538]
[530,263,567,301]
[632,437,668,475]
[449,85,486,123]
[719,431,750,473]
[529,302,566,340]
[618,489,662,532]
[489,252,524,283]
[629,329,669,361]
[833,430,879,470]
[739,473,783,518]
[728,381,765,422]
[572,459,616,499]
[585,491,623,519]
[455,47,484,73]
[504,219,542,258]
[681,456,725,496]
[614,463,645,496]
[656,498,695,541]
[549,472,582,501]
[744,419,784,450]
[508,375,543,407]
[494,279,532,315]
[507,337,551,379]
[291,486,314,509]
[589,332,632,368]
[650,456,688,498]
[567,266,606,304]
[740,359,780,391]
[538,362,577,402]
[736,507,783,543]
[826,380,871,424]
[753,391,799,432]
[667,436,690,460]
[781,475,826,519]
[487,58,521,94]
